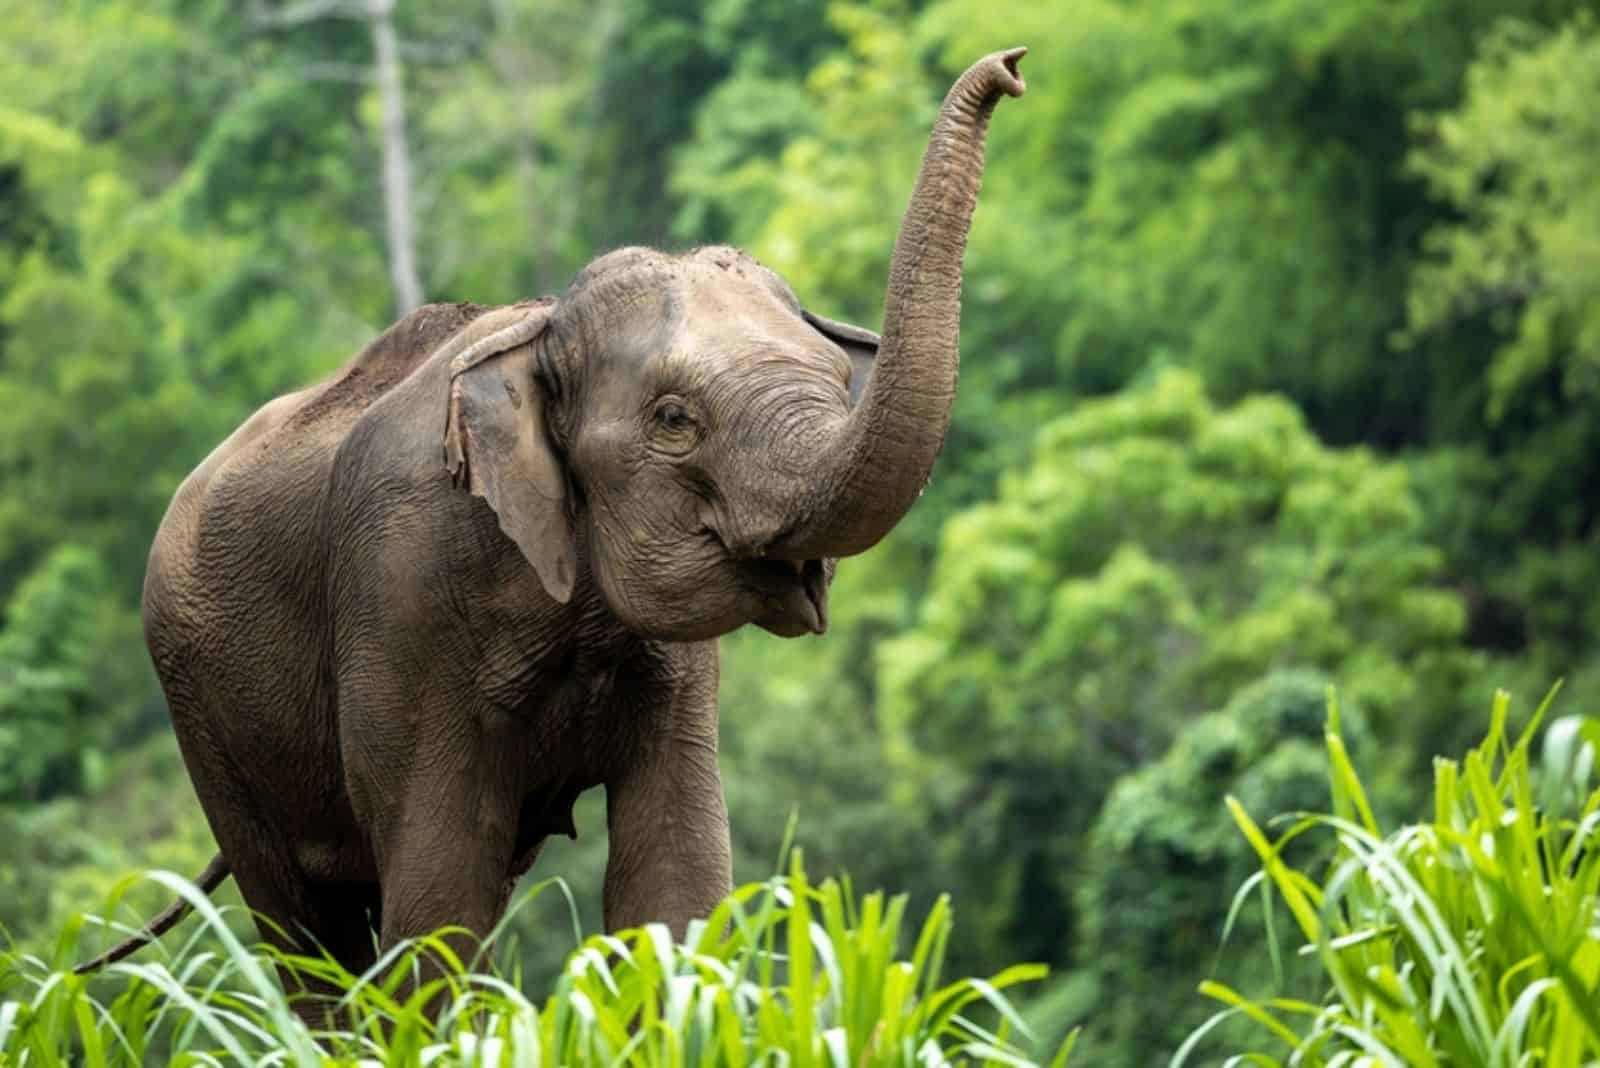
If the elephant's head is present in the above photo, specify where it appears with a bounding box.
[444,48,1025,641]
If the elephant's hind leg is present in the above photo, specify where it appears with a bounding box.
[214,860,383,1029]
[268,881,384,1029]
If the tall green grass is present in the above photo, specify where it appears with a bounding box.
[1,851,1076,1066]
[15,694,1592,1066]
[1181,690,1600,1066]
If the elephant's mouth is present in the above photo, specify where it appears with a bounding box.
[748,557,828,637]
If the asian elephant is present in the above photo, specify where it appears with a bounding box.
[75,48,1026,1010]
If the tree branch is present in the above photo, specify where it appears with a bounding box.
[250,0,366,28]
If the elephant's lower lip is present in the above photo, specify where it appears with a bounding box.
[798,558,828,634]
[750,558,828,636]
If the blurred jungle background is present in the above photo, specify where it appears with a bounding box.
[1,0,1597,1061]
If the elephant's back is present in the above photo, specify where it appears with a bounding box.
[283,301,491,433]
[147,301,492,606]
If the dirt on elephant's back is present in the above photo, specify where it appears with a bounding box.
[289,301,491,428]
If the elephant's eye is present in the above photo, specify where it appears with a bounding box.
[653,398,696,432]
[650,397,701,456]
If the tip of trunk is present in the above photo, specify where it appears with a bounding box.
[992,47,1028,97]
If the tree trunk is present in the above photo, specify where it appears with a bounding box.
[367,0,423,314]
[487,0,550,290]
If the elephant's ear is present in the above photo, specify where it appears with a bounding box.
[442,301,576,604]
[802,310,879,408]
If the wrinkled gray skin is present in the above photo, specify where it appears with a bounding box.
[78,49,1024,1015]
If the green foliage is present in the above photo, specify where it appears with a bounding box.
[1186,692,1600,1066]
[1400,15,1600,712]
[876,371,1466,963]
[1066,672,1351,1062]
[920,0,1590,434]
[2,857,1073,1066]
[1407,15,1600,418]
[0,735,222,965]
[0,547,113,803]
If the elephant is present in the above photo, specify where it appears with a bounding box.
[74,48,1026,1013]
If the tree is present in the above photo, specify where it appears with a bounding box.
[876,371,1467,967]
[366,0,424,312]
[1402,14,1600,704]
[1408,16,1600,421]
[1067,671,1358,1063]
[0,548,121,804]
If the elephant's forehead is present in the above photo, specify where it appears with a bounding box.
[670,270,836,368]
[578,283,678,371]
[675,263,785,322]
[578,265,846,393]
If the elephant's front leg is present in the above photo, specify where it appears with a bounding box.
[346,690,527,978]
[375,769,521,955]
[602,645,732,938]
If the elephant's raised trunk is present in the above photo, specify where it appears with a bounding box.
[768,48,1026,561]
